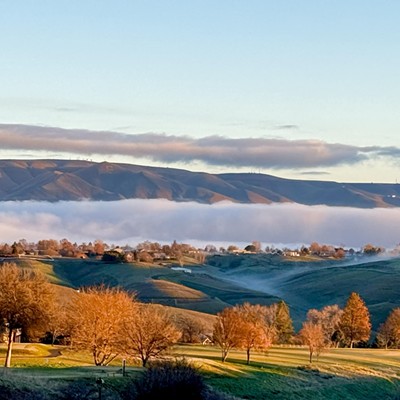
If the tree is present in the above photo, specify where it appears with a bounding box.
[275,301,294,344]
[377,308,400,349]
[212,307,243,362]
[339,292,371,348]
[37,239,60,256]
[299,322,325,363]
[309,242,321,255]
[236,303,273,365]
[306,305,343,347]
[123,305,180,367]
[93,240,105,256]
[176,315,206,344]
[363,243,384,255]
[0,263,55,367]
[44,296,70,345]
[68,286,135,366]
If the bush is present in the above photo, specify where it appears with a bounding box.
[133,359,206,400]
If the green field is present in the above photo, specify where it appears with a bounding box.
[15,253,400,331]
[1,343,400,399]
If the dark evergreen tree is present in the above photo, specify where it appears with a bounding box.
[275,300,294,344]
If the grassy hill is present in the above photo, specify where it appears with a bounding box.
[8,254,400,332]
[205,254,400,330]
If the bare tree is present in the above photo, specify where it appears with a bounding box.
[176,315,206,344]
[236,303,273,365]
[68,286,135,366]
[213,307,244,362]
[123,304,180,367]
[377,308,400,349]
[307,305,343,347]
[299,322,325,363]
[0,263,55,367]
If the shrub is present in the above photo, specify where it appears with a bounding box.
[133,359,206,400]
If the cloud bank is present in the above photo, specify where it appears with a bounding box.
[0,199,399,249]
[1,124,399,169]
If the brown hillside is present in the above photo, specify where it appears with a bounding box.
[1,159,400,207]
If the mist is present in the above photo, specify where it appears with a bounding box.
[0,199,399,249]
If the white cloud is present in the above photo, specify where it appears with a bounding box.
[1,123,398,169]
[0,200,399,249]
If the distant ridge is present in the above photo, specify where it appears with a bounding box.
[0,159,400,207]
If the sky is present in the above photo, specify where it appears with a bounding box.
[1,1,400,183]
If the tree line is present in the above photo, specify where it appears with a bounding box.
[1,262,400,369]
[213,292,400,364]
[0,238,391,263]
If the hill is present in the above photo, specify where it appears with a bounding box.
[12,255,400,332]
[206,253,400,330]
[1,159,400,207]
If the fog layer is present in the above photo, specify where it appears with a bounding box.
[0,200,398,248]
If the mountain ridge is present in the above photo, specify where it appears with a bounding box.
[0,159,399,207]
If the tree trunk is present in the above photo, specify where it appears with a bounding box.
[222,350,228,362]
[246,349,250,365]
[309,350,313,364]
[350,340,354,349]
[5,329,15,368]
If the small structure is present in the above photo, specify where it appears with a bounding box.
[171,267,192,273]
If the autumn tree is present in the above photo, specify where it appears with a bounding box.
[306,305,343,347]
[176,315,206,344]
[299,322,325,363]
[339,292,371,348]
[262,303,278,344]
[213,307,244,362]
[377,308,400,349]
[37,239,60,256]
[59,238,77,257]
[275,301,294,344]
[68,286,135,366]
[363,243,384,255]
[0,263,55,367]
[309,242,321,255]
[44,293,71,345]
[123,304,180,367]
[236,303,273,365]
[93,240,105,256]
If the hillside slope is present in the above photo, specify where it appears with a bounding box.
[12,255,400,331]
[1,159,400,207]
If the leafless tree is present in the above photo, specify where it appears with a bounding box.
[299,322,325,363]
[377,308,400,349]
[236,303,273,365]
[68,285,136,366]
[307,304,343,347]
[213,307,244,362]
[123,304,180,367]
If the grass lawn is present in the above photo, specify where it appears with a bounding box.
[173,345,400,399]
[1,343,400,399]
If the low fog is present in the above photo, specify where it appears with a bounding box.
[0,199,399,249]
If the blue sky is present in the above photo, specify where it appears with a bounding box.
[1,1,399,182]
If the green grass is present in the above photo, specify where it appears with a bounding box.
[1,344,400,399]
[173,345,400,399]
[9,254,400,331]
